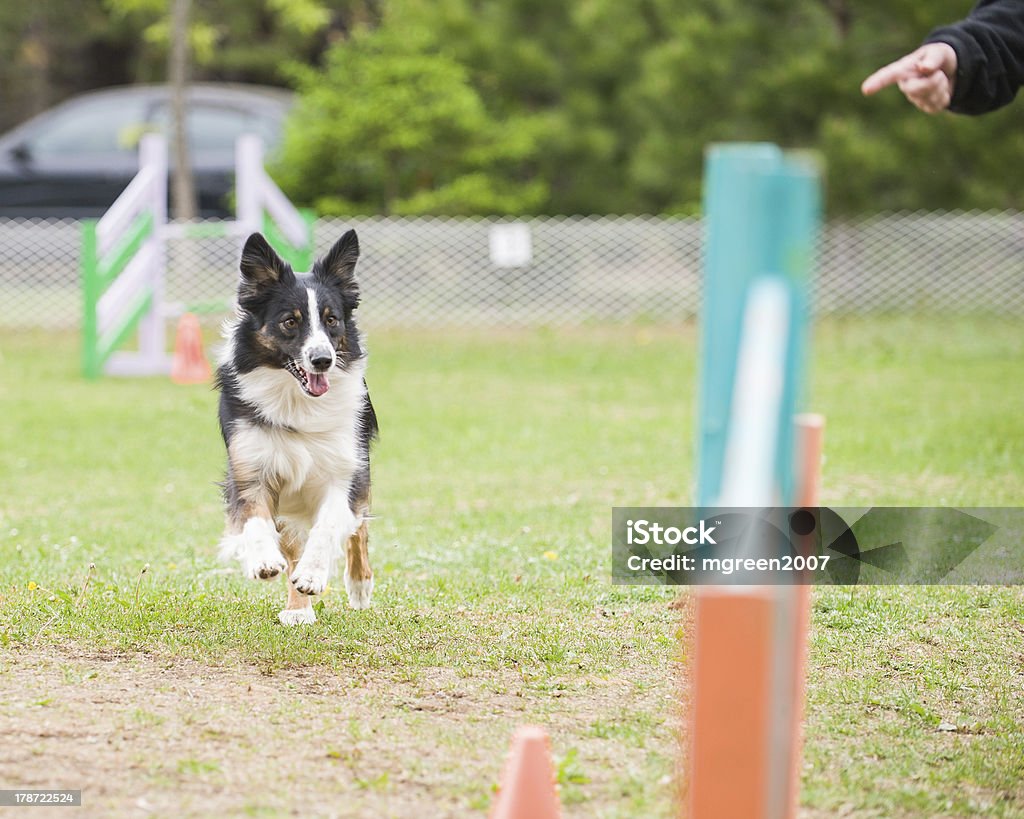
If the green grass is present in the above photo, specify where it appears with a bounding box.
[1,315,1023,816]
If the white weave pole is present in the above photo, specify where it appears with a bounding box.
[718,276,790,511]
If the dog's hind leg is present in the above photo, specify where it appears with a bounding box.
[344,489,373,610]
[344,517,374,610]
[277,526,316,626]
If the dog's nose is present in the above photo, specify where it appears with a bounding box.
[310,349,334,371]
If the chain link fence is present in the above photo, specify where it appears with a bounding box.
[2,212,1022,330]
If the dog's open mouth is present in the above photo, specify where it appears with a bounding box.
[285,359,330,397]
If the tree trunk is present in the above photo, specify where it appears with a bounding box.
[168,0,197,219]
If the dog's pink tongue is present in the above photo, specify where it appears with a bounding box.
[307,372,330,397]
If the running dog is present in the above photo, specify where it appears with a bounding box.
[215,230,377,625]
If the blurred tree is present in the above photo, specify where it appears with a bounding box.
[393,0,663,214]
[169,0,197,219]
[274,22,546,215]
[0,1,135,130]
[621,0,1024,214]
[279,0,1024,215]
[101,0,380,84]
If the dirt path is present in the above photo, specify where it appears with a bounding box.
[0,648,677,818]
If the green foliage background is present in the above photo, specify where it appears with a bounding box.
[2,0,1024,215]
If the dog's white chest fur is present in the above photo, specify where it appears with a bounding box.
[229,360,367,521]
[235,356,367,434]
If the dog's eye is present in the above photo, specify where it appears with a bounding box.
[325,315,338,327]
[282,317,298,330]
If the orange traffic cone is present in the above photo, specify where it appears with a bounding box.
[490,725,561,819]
[171,312,211,384]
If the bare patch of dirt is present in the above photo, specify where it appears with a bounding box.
[0,647,677,818]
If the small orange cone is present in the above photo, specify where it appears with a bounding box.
[171,312,211,384]
[490,725,561,819]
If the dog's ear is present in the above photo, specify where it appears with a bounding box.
[315,229,360,308]
[239,233,293,305]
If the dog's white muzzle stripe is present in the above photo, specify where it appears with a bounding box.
[302,287,336,371]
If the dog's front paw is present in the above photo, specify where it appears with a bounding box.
[248,554,288,580]
[222,519,287,580]
[290,562,329,596]
[278,606,317,626]
[243,542,287,580]
[344,574,374,610]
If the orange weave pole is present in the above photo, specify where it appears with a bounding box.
[687,589,777,819]
[787,413,825,819]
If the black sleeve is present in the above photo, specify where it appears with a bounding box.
[924,0,1024,115]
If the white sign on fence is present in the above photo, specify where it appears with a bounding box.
[489,222,532,268]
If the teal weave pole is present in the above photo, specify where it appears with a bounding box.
[696,144,821,508]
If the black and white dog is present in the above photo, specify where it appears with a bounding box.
[216,230,377,625]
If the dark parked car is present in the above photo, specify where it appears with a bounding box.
[0,83,294,218]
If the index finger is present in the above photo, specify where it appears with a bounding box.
[861,53,919,96]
